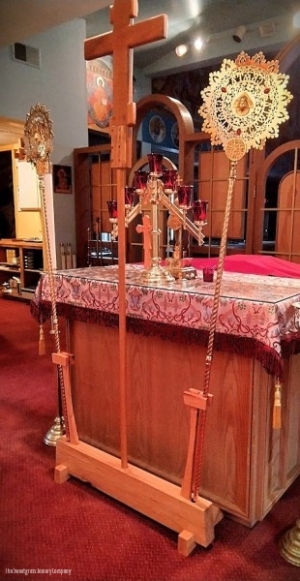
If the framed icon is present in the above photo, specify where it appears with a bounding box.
[149,115,166,143]
[53,165,72,194]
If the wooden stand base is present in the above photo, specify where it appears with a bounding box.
[55,436,223,556]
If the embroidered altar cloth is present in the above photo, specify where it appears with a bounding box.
[32,264,300,377]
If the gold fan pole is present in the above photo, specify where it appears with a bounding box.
[38,171,68,445]
[23,104,77,446]
[183,51,293,549]
[37,161,78,446]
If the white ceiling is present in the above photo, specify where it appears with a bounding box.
[0,0,110,48]
[1,0,299,78]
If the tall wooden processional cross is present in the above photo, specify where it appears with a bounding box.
[85,0,167,169]
[84,0,168,469]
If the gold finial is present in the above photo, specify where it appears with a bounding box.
[23,103,54,175]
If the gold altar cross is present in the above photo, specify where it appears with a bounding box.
[84,0,168,169]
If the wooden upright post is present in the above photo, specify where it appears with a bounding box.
[84,0,167,468]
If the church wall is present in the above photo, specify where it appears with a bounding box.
[0,18,89,259]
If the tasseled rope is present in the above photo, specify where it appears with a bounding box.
[38,276,45,355]
[273,379,282,429]
[38,321,46,355]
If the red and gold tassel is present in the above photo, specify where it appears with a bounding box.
[273,380,282,429]
[38,323,46,355]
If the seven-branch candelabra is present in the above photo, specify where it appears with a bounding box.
[107,153,208,282]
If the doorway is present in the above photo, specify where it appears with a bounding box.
[0,150,16,238]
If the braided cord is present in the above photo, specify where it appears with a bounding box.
[191,160,238,499]
[39,173,70,439]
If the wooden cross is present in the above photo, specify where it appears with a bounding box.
[84,0,168,470]
[136,214,152,270]
[84,0,167,169]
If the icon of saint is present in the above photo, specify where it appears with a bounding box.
[233,92,253,117]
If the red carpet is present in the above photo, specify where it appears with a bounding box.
[0,297,299,581]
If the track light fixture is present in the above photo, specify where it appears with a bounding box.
[293,10,300,28]
[175,43,188,57]
[175,35,204,57]
[232,25,246,43]
[194,36,204,51]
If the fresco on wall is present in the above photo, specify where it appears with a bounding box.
[86,56,113,131]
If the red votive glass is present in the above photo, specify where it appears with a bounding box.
[107,200,118,219]
[162,169,178,192]
[177,185,194,209]
[193,200,208,223]
[202,267,214,283]
[133,170,148,192]
[147,153,163,175]
[124,186,136,207]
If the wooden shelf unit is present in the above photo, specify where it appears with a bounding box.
[0,238,44,299]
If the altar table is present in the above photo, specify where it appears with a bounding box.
[33,264,300,528]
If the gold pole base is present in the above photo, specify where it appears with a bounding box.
[141,266,175,284]
[279,518,300,567]
[139,257,175,284]
[44,416,65,447]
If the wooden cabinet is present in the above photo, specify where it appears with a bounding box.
[74,145,121,267]
[73,148,252,265]
[276,171,300,262]
[74,146,180,266]
[0,238,43,299]
[197,149,248,241]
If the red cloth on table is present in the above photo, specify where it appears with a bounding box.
[190,254,300,278]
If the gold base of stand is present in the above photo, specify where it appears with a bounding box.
[140,260,175,284]
[44,416,65,447]
[279,519,300,567]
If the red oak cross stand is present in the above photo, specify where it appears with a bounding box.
[54,0,222,555]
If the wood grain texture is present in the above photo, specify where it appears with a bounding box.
[67,319,300,527]
[56,436,220,550]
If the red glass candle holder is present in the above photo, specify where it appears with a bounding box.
[162,169,178,193]
[147,153,163,175]
[124,186,136,208]
[193,200,208,223]
[133,170,148,192]
[202,267,214,282]
[177,185,194,209]
[107,200,118,219]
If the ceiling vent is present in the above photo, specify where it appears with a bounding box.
[11,42,41,68]
[259,21,276,38]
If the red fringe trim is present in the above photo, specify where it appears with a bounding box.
[31,298,300,379]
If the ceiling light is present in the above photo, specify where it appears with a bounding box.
[293,11,300,28]
[232,25,246,43]
[175,44,188,57]
[194,36,204,51]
